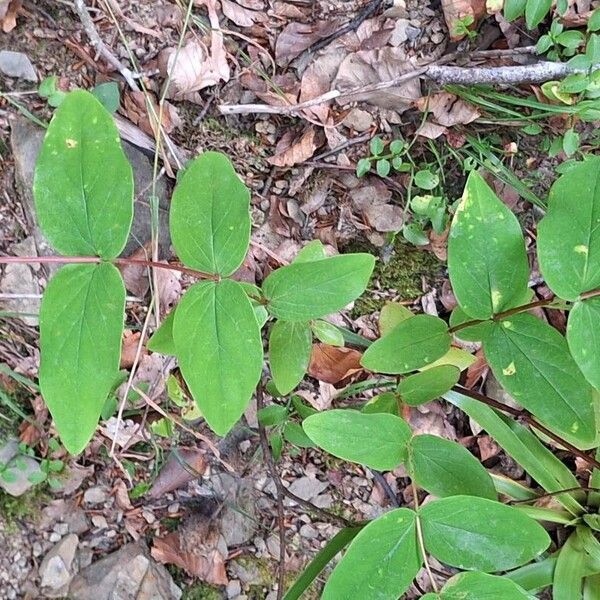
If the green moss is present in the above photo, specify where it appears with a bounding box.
[181,583,223,600]
[349,237,443,316]
[0,487,47,531]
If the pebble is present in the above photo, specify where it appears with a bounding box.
[299,524,318,539]
[167,502,180,514]
[83,486,107,505]
[53,522,69,536]
[226,580,242,599]
[0,51,37,82]
[49,532,62,543]
[91,515,108,530]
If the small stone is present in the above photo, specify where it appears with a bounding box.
[65,509,89,535]
[0,50,37,81]
[343,108,373,133]
[32,542,43,557]
[226,580,242,598]
[167,502,180,514]
[287,476,328,503]
[431,32,445,44]
[299,524,318,539]
[91,515,108,530]
[39,534,79,593]
[106,530,117,538]
[49,532,62,543]
[142,509,156,524]
[83,486,107,505]
[53,522,69,536]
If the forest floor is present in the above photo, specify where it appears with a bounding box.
[0,0,597,598]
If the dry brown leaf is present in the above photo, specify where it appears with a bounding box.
[268,128,318,167]
[122,92,181,137]
[149,448,207,498]
[364,203,404,232]
[220,0,266,26]
[0,0,21,33]
[464,349,488,389]
[100,417,145,449]
[121,330,144,369]
[406,403,457,438]
[308,344,363,384]
[275,21,339,65]
[416,121,447,140]
[428,227,448,261]
[18,395,47,447]
[477,435,500,461]
[113,479,133,511]
[118,243,151,298]
[442,0,486,40]
[416,92,480,127]
[334,47,421,110]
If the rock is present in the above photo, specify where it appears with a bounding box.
[299,524,318,539]
[68,542,181,600]
[39,534,79,597]
[65,508,89,535]
[91,514,108,530]
[342,108,373,133]
[9,117,171,260]
[286,476,328,503]
[83,486,107,505]
[0,50,37,81]
[226,580,242,599]
[0,439,45,496]
[364,203,404,233]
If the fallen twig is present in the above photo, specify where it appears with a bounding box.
[218,46,592,117]
[73,0,140,91]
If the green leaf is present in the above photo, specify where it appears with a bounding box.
[377,158,391,177]
[173,279,263,436]
[560,74,590,94]
[504,0,526,20]
[562,128,580,157]
[402,222,430,246]
[439,572,534,599]
[421,347,477,372]
[322,508,421,600]
[449,306,494,341]
[362,392,400,415]
[448,170,529,319]
[361,314,451,374]
[270,432,283,460]
[445,390,585,515]
[283,421,315,448]
[294,240,328,263]
[39,263,125,454]
[311,320,344,346]
[420,496,550,572]
[484,314,596,446]
[370,136,385,156]
[588,34,600,64]
[414,169,439,190]
[398,365,460,406]
[257,404,288,427]
[409,434,497,499]
[263,254,375,321]
[283,527,362,600]
[291,395,317,419]
[590,8,600,31]
[379,302,414,336]
[269,320,312,395]
[92,81,120,113]
[147,310,176,355]
[33,90,133,258]
[390,140,404,155]
[170,152,251,276]
[556,30,585,50]
[356,158,371,177]
[538,156,600,300]
[303,409,411,470]
[567,298,600,390]
[536,34,553,54]
[525,0,552,28]
[554,533,585,600]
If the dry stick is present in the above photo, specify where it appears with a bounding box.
[453,385,600,471]
[256,385,287,600]
[73,0,140,91]
[219,46,593,117]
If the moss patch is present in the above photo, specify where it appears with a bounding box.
[349,237,443,316]
[0,487,47,532]
[181,582,223,600]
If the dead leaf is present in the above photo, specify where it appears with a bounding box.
[149,448,207,498]
[416,92,480,127]
[18,395,47,447]
[100,417,145,449]
[364,203,404,232]
[0,0,21,33]
[59,463,94,496]
[122,91,181,137]
[113,478,134,511]
[442,0,486,41]
[416,121,447,140]
[220,0,266,26]
[118,243,151,297]
[334,47,421,110]
[464,349,488,389]
[428,227,448,261]
[308,344,363,384]
[477,435,500,461]
[406,402,457,438]
[121,330,144,369]
[275,21,339,65]
[156,264,182,312]
[268,128,318,167]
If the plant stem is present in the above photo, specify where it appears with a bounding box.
[0,255,218,281]
[412,481,439,593]
[452,385,600,471]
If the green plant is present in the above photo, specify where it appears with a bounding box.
[9,89,374,454]
[451,14,477,40]
[283,164,600,598]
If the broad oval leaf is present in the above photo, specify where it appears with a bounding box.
[439,571,534,599]
[34,90,134,258]
[420,496,550,572]
[361,314,451,374]
[147,310,176,355]
[484,313,596,446]
[379,302,414,336]
[170,152,251,276]
[173,279,263,435]
[362,392,400,415]
[303,409,411,470]
[322,508,421,600]
[409,434,497,499]
[525,0,552,28]
[554,533,585,600]
[269,320,312,395]
[448,171,529,319]
[567,298,600,390]
[398,365,460,406]
[263,254,375,321]
[39,263,125,454]
[538,157,600,300]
